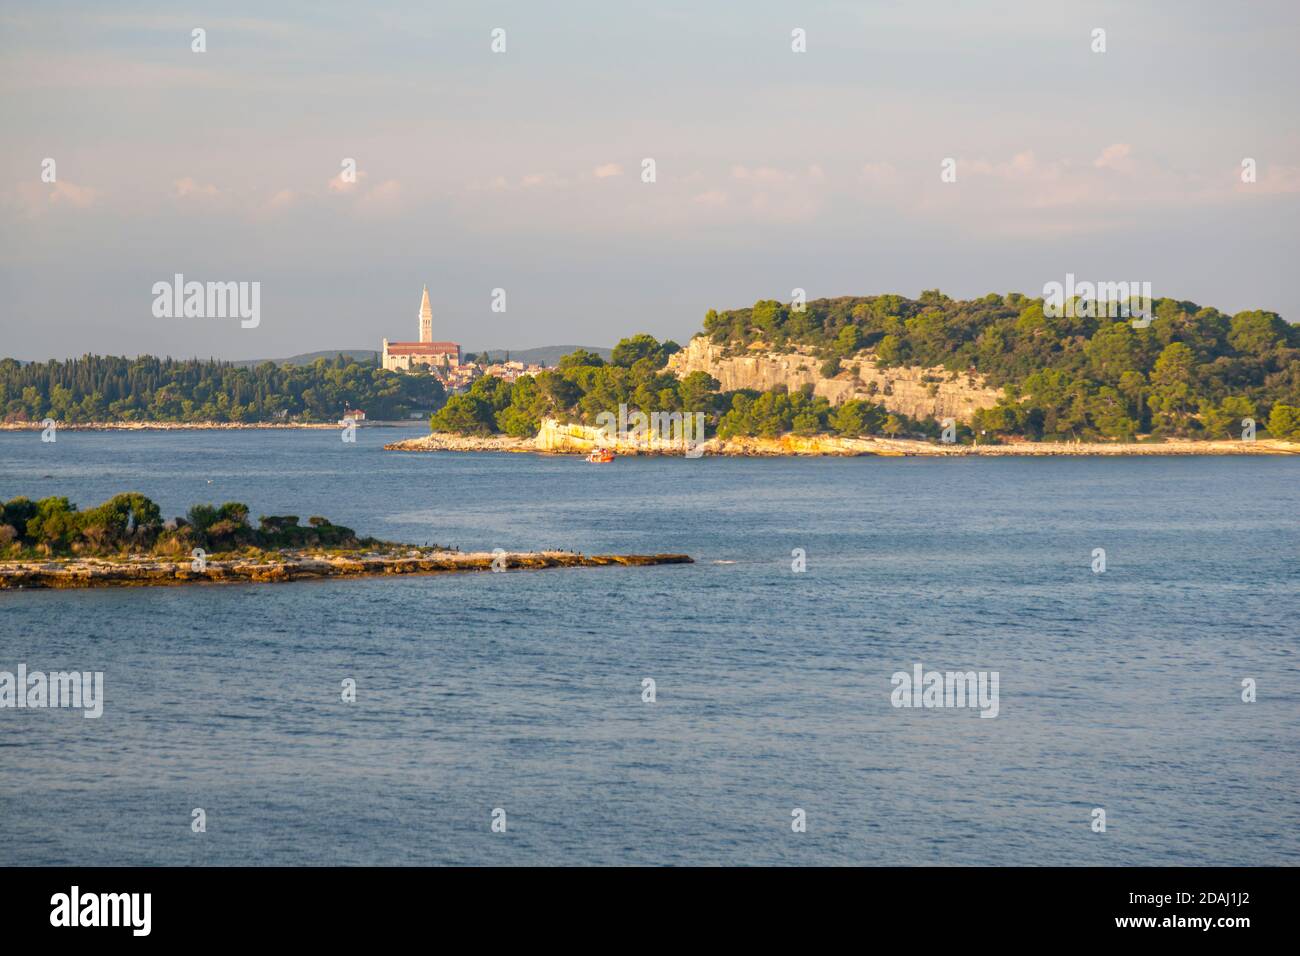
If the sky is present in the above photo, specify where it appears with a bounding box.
[2,0,1298,361]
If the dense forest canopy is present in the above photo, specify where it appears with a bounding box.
[699,292,1300,441]
[0,354,442,423]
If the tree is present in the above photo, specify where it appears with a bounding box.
[29,497,80,553]
[835,325,864,356]
[792,411,821,436]
[1085,322,1139,384]
[611,334,667,369]
[1228,311,1287,357]
[1089,387,1138,440]
[750,300,787,342]
[1201,396,1256,439]
[678,371,719,416]
[1149,342,1195,432]
[1,497,38,540]
[1267,403,1300,440]
[430,395,493,435]
[972,402,1020,437]
[875,334,905,365]
[830,399,883,437]
[557,349,605,370]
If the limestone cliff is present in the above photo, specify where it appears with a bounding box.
[665,336,1001,422]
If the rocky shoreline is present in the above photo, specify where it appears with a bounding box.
[386,432,539,453]
[385,423,1300,458]
[0,549,694,589]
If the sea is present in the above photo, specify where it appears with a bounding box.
[0,427,1296,865]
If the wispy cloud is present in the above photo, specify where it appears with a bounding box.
[6,180,99,218]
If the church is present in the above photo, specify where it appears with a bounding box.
[381,286,462,372]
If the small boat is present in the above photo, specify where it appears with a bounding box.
[586,447,615,463]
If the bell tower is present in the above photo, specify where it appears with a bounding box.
[418,285,432,343]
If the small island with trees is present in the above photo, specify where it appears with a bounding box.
[0,492,690,589]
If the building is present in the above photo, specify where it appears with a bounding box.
[483,360,549,383]
[382,286,461,373]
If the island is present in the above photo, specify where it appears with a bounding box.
[0,493,690,590]
[384,292,1300,457]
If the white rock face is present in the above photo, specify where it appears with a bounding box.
[665,336,1002,422]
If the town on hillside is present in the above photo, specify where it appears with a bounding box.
[381,285,551,392]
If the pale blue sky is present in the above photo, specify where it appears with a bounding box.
[2,0,1297,360]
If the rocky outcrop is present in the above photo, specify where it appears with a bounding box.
[0,549,693,589]
[535,418,711,454]
[386,432,537,452]
[665,336,1001,422]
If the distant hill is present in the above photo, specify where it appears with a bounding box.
[231,345,611,368]
[463,345,612,366]
[230,349,379,368]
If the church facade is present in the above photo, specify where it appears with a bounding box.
[381,286,462,372]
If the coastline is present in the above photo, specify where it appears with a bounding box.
[0,549,693,590]
[6,419,1294,456]
[0,421,420,431]
[385,428,1300,458]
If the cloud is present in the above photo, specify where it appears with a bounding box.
[1248,163,1300,195]
[48,180,98,207]
[355,179,402,214]
[691,190,727,206]
[324,169,402,212]
[861,162,901,187]
[328,169,364,193]
[1093,143,1134,173]
[6,180,99,217]
[470,172,564,192]
[731,165,792,183]
[727,164,826,221]
[964,150,1059,182]
[593,163,623,178]
[172,177,221,199]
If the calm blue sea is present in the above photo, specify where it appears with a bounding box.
[0,428,1296,866]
